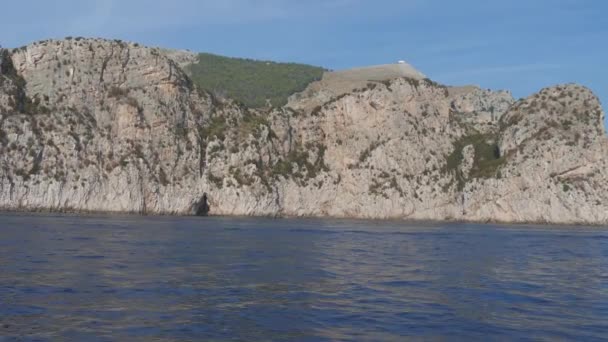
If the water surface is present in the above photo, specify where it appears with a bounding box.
[1,214,607,341]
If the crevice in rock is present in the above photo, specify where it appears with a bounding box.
[99,45,114,83]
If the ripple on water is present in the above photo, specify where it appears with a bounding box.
[0,215,607,340]
[0,304,47,317]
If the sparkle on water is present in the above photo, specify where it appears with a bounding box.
[1,214,607,341]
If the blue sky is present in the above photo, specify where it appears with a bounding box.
[2,0,606,127]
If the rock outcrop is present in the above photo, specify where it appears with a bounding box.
[0,38,606,224]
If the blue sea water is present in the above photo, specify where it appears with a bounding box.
[0,213,607,341]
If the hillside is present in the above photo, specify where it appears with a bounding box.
[186,53,324,108]
[0,38,606,224]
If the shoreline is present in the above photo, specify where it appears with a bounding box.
[0,207,606,229]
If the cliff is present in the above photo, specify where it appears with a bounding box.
[0,38,606,224]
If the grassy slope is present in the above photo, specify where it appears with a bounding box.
[187,53,324,108]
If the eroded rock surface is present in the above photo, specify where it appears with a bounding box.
[0,38,606,224]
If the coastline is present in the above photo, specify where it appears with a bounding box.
[1,207,606,228]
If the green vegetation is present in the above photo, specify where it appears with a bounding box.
[108,86,129,98]
[369,178,388,199]
[187,53,324,108]
[239,111,274,140]
[201,116,228,141]
[359,142,378,163]
[368,172,405,199]
[356,140,384,166]
[199,111,274,143]
[207,172,223,188]
[271,143,329,181]
[444,133,506,190]
[561,119,573,130]
[229,167,255,187]
[1,51,51,115]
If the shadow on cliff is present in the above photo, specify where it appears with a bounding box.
[192,193,210,216]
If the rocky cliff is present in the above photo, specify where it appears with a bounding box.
[0,38,606,224]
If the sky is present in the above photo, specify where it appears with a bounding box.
[1,0,606,127]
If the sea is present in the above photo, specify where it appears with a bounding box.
[1,213,607,341]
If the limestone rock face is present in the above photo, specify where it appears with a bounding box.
[449,87,514,131]
[1,39,222,214]
[0,38,606,225]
